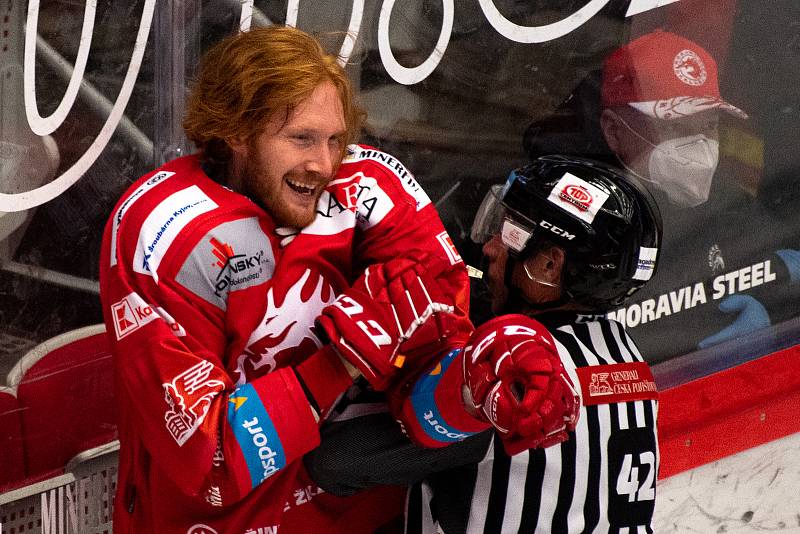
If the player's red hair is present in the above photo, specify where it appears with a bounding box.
[184,25,364,166]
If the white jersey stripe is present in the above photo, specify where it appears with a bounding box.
[466,439,495,534]
[109,170,175,266]
[536,444,561,529]
[501,452,529,533]
[595,402,612,533]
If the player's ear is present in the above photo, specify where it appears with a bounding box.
[227,135,248,156]
[541,245,565,285]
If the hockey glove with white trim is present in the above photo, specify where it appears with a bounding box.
[317,252,471,390]
[462,314,580,456]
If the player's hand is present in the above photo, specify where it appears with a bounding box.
[462,314,580,456]
[317,252,469,390]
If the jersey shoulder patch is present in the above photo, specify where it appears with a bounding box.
[175,217,276,310]
[341,144,431,211]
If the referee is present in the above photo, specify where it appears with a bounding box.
[307,155,662,533]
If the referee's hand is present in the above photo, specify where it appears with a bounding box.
[462,314,580,456]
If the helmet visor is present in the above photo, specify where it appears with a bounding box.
[470,183,539,254]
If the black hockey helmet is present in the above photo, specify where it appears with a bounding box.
[471,155,662,310]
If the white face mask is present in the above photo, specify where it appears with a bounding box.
[646,134,719,208]
[611,112,720,208]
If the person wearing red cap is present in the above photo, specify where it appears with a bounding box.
[524,29,800,362]
[595,30,800,360]
[599,29,747,209]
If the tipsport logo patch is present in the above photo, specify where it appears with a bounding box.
[228,383,287,488]
[410,349,474,443]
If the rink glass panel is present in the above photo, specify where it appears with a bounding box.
[0,0,798,508]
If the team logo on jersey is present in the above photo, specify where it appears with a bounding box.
[186,525,218,534]
[235,269,335,384]
[673,49,707,86]
[163,361,225,446]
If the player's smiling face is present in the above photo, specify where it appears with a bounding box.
[229,81,346,228]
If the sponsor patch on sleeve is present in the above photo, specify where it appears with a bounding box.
[344,146,431,211]
[436,231,463,264]
[110,291,185,340]
[176,218,275,310]
[633,247,658,281]
[547,172,609,224]
[228,383,287,488]
[133,185,218,282]
[410,349,477,444]
[575,361,657,406]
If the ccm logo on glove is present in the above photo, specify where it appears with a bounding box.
[331,295,393,349]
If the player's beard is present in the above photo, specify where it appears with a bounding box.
[241,150,326,229]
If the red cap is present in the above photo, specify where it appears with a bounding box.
[601,30,747,120]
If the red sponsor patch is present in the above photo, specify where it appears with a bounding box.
[560,184,593,211]
[575,361,657,406]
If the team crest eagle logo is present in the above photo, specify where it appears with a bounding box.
[673,49,707,87]
[233,269,336,384]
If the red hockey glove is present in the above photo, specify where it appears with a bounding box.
[317,252,470,390]
[462,314,580,456]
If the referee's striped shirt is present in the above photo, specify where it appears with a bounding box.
[406,314,659,534]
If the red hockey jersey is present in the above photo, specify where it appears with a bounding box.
[98,145,469,533]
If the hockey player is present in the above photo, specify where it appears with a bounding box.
[99,25,476,533]
[307,155,663,533]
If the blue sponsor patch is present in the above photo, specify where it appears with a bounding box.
[411,349,477,444]
[228,383,287,488]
